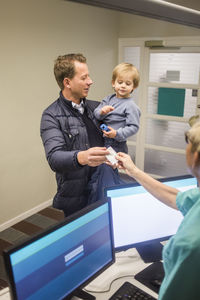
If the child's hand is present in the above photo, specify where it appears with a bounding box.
[103,126,116,138]
[100,105,114,115]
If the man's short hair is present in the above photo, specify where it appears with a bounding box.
[54,53,87,90]
[112,62,140,89]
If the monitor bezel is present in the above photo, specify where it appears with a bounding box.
[3,200,115,300]
[105,174,196,252]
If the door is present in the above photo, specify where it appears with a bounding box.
[119,37,200,177]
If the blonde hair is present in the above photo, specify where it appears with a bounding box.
[112,62,140,88]
[186,121,200,153]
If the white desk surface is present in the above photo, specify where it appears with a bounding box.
[0,248,158,300]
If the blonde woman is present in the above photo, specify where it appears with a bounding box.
[116,121,200,300]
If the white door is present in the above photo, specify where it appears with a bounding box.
[119,37,200,177]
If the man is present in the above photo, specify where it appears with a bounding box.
[40,53,110,217]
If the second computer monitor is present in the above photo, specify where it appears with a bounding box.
[105,175,197,262]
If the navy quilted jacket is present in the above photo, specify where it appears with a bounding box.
[40,92,102,215]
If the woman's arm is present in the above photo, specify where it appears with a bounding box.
[116,152,178,209]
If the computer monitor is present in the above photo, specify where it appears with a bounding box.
[105,174,197,263]
[3,200,115,300]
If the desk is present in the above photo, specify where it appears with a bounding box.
[0,248,158,300]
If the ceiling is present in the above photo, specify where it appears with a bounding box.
[66,0,200,28]
[162,0,200,11]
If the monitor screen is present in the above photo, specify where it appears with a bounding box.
[105,175,197,261]
[3,201,115,300]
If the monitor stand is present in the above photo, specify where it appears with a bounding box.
[136,242,163,263]
[70,288,96,300]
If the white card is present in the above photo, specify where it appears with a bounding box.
[106,146,118,165]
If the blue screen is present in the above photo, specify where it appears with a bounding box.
[8,202,113,300]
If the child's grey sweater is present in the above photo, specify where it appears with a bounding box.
[94,93,141,142]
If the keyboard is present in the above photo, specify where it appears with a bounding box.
[109,281,156,300]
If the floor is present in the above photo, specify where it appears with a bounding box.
[0,207,64,291]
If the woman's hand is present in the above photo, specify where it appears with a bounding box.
[116,152,138,177]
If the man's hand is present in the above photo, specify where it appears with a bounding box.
[77,147,110,166]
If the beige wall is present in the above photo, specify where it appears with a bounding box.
[0,0,200,226]
[119,12,200,38]
[0,0,118,226]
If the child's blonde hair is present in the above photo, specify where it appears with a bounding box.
[112,62,140,88]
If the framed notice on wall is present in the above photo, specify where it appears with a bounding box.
[157,88,185,117]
